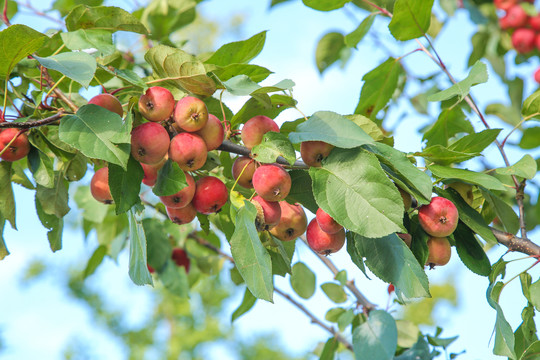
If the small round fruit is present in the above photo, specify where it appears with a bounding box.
[252,164,291,202]
[534,67,540,84]
[90,167,113,204]
[173,96,209,132]
[300,141,334,167]
[192,176,228,215]
[171,248,191,272]
[241,115,279,149]
[512,28,536,53]
[159,172,196,209]
[138,86,175,122]
[252,195,282,231]
[131,122,170,165]
[194,114,224,151]
[315,208,343,234]
[141,157,167,187]
[270,202,308,241]
[387,284,395,294]
[0,129,30,161]
[167,203,197,225]
[397,233,412,248]
[306,218,346,256]
[232,156,257,189]
[494,0,518,11]
[426,236,451,267]
[88,93,123,117]
[168,132,207,171]
[418,197,459,237]
[502,5,528,28]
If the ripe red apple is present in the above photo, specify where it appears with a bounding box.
[194,114,224,151]
[171,248,191,272]
[90,167,113,204]
[138,86,175,122]
[535,67,540,83]
[251,195,282,231]
[315,208,343,234]
[426,236,451,267]
[0,129,30,161]
[88,93,123,117]
[529,14,540,31]
[159,172,196,209]
[241,115,279,149]
[252,164,291,202]
[512,28,536,53]
[269,201,308,241]
[494,0,518,11]
[173,96,209,132]
[231,156,257,189]
[131,122,170,165]
[168,132,207,171]
[501,5,528,28]
[535,34,540,51]
[166,203,197,225]
[192,176,228,214]
[397,233,412,247]
[306,218,346,255]
[300,141,334,167]
[418,197,459,237]
[141,156,167,187]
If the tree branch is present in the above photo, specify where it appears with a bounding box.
[0,112,65,129]
[217,140,308,169]
[491,227,540,257]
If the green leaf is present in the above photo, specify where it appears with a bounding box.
[302,0,349,11]
[415,145,479,165]
[231,287,257,322]
[83,245,107,278]
[487,282,517,359]
[346,232,368,276]
[152,160,188,197]
[143,218,173,272]
[286,170,318,214]
[34,52,97,87]
[394,335,431,360]
[35,173,70,218]
[98,65,147,88]
[522,90,540,120]
[453,222,491,276]
[0,217,8,260]
[355,58,404,119]
[127,209,153,286]
[230,94,292,127]
[388,0,434,41]
[423,107,474,148]
[321,283,347,303]
[63,152,88,182]
[230,201,273,302]
[495,154,537,179]
[59,104,130,169]
[65,5,149,34]
[352,232,430,298]
[35,196,63,252]
[251,132,296,165]
[448,128,501,154]
[428,164,505,190]
[310,148,405,238]
[212,63,272,83]
[529,278,540,312]
[436,188,497,243]
[290,262,316,299]
[519,127,540,149]
[315,32,345,74]
[345,14,375,48]
[289,111,373,148]
[109,156,144,215]
[205,31,267,66]
[486,103,522,127]
[480,191,519,234]
[514,303,537,358]
[353,310,398,360]
[428,61,488,102]
[222,75,294,96]
[396,320,421,348]
[319,337,339,360]
[159,260,189,297]
[365,142,433,204]
[27,147,54,188]
[60,29,115,57]
[0,24,46,78]
[74,185,108,223]
[344,114,385,141]
[520,341,540,360]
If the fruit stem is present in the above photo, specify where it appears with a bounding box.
[230,158,253,194]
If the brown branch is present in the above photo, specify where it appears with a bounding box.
[217,140,308,169]
[491,227,540,257]
[188,232,354,351]
[299,235,376,312]
[0,112,65,129]
[40,68,79,113]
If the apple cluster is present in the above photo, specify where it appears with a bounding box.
[89,87,228,225]
[495,0,540,81]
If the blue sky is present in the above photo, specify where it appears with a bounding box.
[0,0,539,359]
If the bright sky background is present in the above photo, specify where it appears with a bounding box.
[0,1,539,359]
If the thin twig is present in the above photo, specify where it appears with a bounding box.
[491,227,540,257]
[299,235,376,312]
[0,112,65,129]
